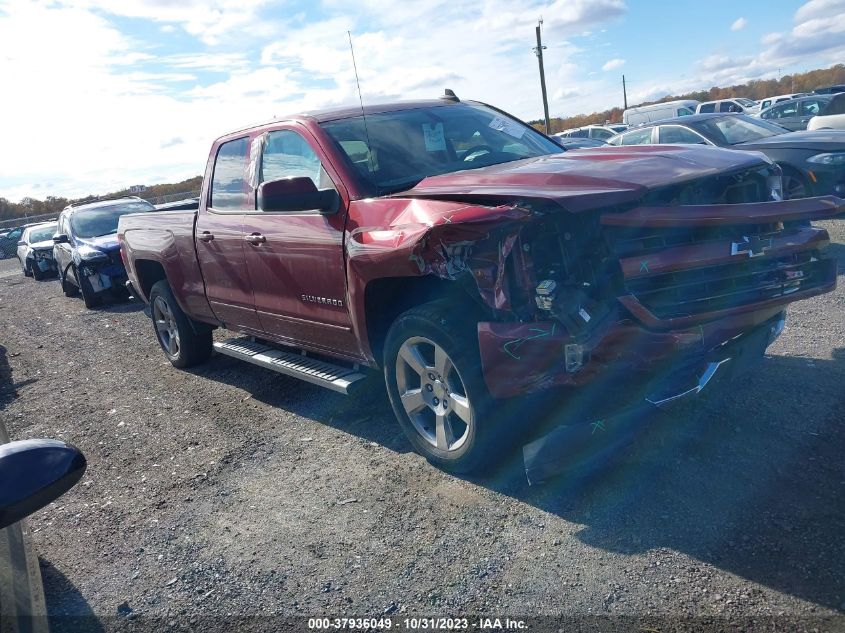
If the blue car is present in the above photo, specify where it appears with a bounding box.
[53,197,155,308]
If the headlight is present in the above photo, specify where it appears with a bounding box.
[76,244,108,262]
[807,152,845,166]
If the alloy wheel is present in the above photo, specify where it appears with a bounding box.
[395,336,473,452]
[153,296,181,358]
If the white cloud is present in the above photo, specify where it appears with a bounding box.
[731,17,747,31]
[0,0,630,200]
[602,58,625,71]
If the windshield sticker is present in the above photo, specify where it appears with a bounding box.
[423,123,447,152]
[488,116,525,139]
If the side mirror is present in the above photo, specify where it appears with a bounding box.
[257,177,339,214]
[53,234,69,244]
[0,439,87,529]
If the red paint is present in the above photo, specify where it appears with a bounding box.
[118,99,840,400]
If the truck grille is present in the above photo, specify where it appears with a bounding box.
[624,251,827,319]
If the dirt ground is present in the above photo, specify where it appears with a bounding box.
[0,222,843,631]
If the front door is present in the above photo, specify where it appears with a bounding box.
[241,127,360,358]
[195,136,261,332]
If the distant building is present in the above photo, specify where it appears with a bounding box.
[129,185,146,193]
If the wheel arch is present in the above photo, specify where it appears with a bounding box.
[364,275,484,369]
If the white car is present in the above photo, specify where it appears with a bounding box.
[807,93,845,130]
[696,98,760,115]
[555,124,627,141]
[16,222,58,280]
[758,93,807,111]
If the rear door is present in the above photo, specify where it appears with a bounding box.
[194,136,262,331]
[762,100,801,130]
[241,126,360,358]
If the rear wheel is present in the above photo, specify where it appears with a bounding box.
[149,280,212,368]
[383,301,516,474]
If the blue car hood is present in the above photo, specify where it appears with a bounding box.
[76,233,120,253]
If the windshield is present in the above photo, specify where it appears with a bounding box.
[695,115,788,145]
[71,200,154,238]
[28,225,56,242]
[320,103,562,195]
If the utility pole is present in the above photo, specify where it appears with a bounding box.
[533,19,551,134]
[622,74,628,110]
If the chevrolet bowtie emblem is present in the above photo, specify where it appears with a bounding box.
[731,235,772,258]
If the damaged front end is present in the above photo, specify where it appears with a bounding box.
[352,160,844,482]
[73,246,127,296]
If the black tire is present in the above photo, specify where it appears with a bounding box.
[149,280,212,369]
[383,301,515,474]
[31,262,45,281]
[61,266,79,297]
[76,266,102,309]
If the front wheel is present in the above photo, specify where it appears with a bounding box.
[383,302,514,474]
[20,257,32,277]
[149,280,212,368]
[76,266,102,309]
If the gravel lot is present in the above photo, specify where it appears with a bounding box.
[0,223,843,631]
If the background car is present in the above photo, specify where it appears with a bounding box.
[550,137,609,149]
[0,417,86,630]
[757,94,834,131]
[696,98,760,115]
[16,222,58,280]
[555,124,626,141]
[0,226,25,259]
[53,197,155,308]
[622,99,698,126]
[812,84,845,95]
[607,113,845,199]
[807,92,845,131]
[759,93,807,110]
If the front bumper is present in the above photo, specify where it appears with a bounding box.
[77,260,127,295]
[28,250,57,272]
[521,313,785,484]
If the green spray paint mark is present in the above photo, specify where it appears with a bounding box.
[502,323,557,360]
[591,420,606,435]
[639,260,650,273]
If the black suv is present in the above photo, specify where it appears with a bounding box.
[54,197,155,308]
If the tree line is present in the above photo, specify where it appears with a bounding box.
[0,176,203,224]
[532,63,845,133]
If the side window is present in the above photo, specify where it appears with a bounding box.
[761,100,772,110]
[677,107,694,116]
[620,128,653,145]
[210,137,250,210]
[260,130,332,190]
[774,102,798,118]
[570,128,589,138]
[590,128,613,140]
[658,126,707,144]
[719,101,736,113]
[800,99,824,116]
[698,103,716,113]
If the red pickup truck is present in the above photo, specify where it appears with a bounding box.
[119,95,844,474]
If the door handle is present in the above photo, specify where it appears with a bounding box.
[244,233,266,245]
[198,231,215,242]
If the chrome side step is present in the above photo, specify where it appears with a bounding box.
[213,337,368,395]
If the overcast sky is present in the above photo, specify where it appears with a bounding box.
[1,0,843,201]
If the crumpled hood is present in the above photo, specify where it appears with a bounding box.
[738,129,845,151]
[76,233,120,253]
[397,145,769,212]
